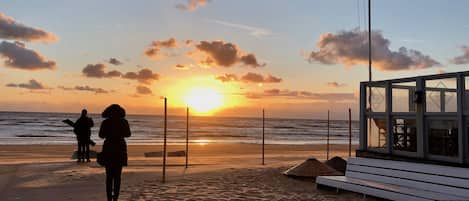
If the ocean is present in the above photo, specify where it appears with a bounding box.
[0,111,359,145]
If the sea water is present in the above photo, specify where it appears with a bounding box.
[0,111,359,145]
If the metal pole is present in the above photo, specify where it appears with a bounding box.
[368,0,372,84]
[162,97,167,183]
[349,108,352,157]
[327,110,330,160]
[367,0,372,152]
[185,107,189,168]
[262,109,265,165]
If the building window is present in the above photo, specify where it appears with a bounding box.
[428,119,458,157]
[392,118,417,152]
[367,117,387,149]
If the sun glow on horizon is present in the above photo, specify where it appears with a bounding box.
[184,87,223,115]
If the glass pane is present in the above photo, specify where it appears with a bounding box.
[392,118,417,152]
[428,119,458,157]
[367,118,387,149]
[367,86,386,112]
[426,78,457,113]
[392,82,416,112]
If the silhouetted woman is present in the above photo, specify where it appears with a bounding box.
[99,104,131,201]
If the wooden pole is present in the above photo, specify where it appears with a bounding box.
[349,108,352,157]
[327,110,330,160]
[185,107,189,168]
[162,97,167,183]
[262,109,265,165]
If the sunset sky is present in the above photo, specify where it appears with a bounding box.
[1,0,469,119]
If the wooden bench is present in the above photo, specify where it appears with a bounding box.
[316,157,469,201]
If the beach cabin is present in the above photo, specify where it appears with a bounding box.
[316,71,469,200]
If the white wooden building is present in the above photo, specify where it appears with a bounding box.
[317,71,469,200]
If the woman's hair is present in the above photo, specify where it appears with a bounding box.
[102,104,126,118]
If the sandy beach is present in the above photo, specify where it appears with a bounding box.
[0,143,377,201]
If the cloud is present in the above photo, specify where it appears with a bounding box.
[0,41,56,70]
[211,19,272,38]
[59,85,110,94]
[6,79,47,90]
[144,38,178,59]
[108,58,123,65]
[136,85,152,95]
[176,0,209,11]
[307,29,440,71]
[175,64,190,70]
[216,72,282,84]
[81,64,159,84]
[216,73,238,82]
[122,68,160,84]
[450,46,469,64]
[0,12,57,42]
[82,63,122,78]
[327,82,347,87]
[195,40,265,68]
[245,88,355,101]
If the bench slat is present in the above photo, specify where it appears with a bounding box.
[348,157,469,179]
[316,176,468,200]
[346,171,469,198]
[316,176,468,201]
[347,164,469,189]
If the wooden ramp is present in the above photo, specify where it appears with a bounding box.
[316,157,469,201]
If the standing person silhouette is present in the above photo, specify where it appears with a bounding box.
[99,104,131,201]
[74,109,94,163]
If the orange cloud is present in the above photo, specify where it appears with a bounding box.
[216,72,281,84]
[0,41,56,70]
[145,38,178,59]
[175,0,209,11]
[6,79,48,90]
[195,40,265,68]
[308,29,440,71]
[0,12,57,42]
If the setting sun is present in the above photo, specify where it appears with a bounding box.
[184,88,223,114]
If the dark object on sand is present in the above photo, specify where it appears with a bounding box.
[144,151,186,157]
[325,156,347,174]
[62,119,96,146]
[168,150,186,157]
[144,151,163,157]
[283,157,342,178]
[71,150,98,159]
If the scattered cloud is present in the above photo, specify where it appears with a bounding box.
[450,46,469,64]
[82,64,159,84]
[176,0,209,11]
[144,38,178,59]
[82,63,122,78]
[216,73,238,82]
[307,29,440,71]
[216,72,281,84]
[175,64,190,70]
[327,82,347,88]
[108,57,123,65]
[59,85,110,94]
[245,89,355,101]
[211,19,272,38]
[195,40,265,68]
[136,85,152,95]
[6,79,47,90]
[0,41,56,70]
[0,12,57,42]
[122,68,160,84]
